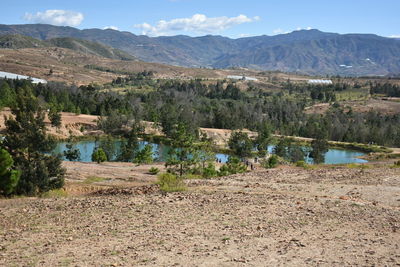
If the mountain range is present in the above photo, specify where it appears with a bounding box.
[1,24,400,76]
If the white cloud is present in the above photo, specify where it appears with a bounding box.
[389,34,400,38]
[103,26,119,30]
[238,33,252,38]
[273,26,313,35]
[273,28,289,34]
[24,10,84,27]
[296,26,312,31]
[134,14,259,36]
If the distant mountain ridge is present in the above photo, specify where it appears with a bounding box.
[1,24,400,76]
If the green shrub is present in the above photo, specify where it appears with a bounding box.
[218,157,247,176]
[202,163,218,178]
[394,160,400,168]
[91,148,107,163]
[157,172,186,193]
[261,155,279,169]
[148,167,160,175]
[295,160,308,168]
[133,144,153,165]
[40,188,68,198]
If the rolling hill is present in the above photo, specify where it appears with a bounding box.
[1,24,400,75]
[0,34,135,61]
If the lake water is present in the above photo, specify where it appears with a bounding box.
[53,140,367,165]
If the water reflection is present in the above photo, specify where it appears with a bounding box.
[53,141,367,164]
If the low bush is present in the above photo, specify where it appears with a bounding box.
[91,148,107,163]
[218,157,247,176]
[261,155,279,169]
[295,160,308,168]
[157,172,186,193]
[148,167,160,175]
[202,163,218,178]
[40,188,68,198]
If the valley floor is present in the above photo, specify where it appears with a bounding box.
[0,164,399,266]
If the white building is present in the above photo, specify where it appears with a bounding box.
[0,71,47,84]
[307,79,333,85]
[227,75,258,81]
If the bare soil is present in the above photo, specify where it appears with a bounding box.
[305,98,400,115]
[0,47,271,86]
[1,165,399,266]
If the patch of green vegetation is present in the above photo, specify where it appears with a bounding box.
[40,188,68,198]
[295,160,309,169]
[387,153,400,159]
[392,160,400,168]
[346,163,371,169]
[260,155,280,169]
[83,176,107,184]
[148,167,160,175]
[156,172,187,193]
[335,88,370,101]
[183,173,203,179]
[218,157,247,176]
[329,142,392,153]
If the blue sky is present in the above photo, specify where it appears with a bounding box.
[2,0,400,38]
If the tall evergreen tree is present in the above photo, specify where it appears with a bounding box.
[0,148,21,196]
[228,131,253,158]
[166,123,199,176]
[3,84,65,195]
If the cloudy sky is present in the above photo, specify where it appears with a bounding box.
[2,0,400,38]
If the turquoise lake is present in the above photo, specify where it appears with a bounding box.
[53,140,368,164]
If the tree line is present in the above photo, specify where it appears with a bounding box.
[1,77,399,147]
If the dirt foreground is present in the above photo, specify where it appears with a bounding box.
[0,164,399,266]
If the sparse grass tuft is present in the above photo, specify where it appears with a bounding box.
[156,172,186,193]
[392,160,400,168]
[148,167,160,175]
[295,160,309,169]
[346,163,371,169]
[41,188,68,198]
[83,176,106,184]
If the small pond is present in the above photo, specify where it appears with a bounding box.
[53,140,367,165]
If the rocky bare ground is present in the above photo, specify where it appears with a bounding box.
[0,165,399,266]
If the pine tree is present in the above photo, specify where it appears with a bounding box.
[63,138,81,161]
[228,131,253,158]
[48,106,62,128]
[255,121,272,156]
[92,148,107,163]
[3,84,65,195]
[133,144,153,165]
[0,148,21,196]
[166,123,199,176]
[0,81,16,108]
[118,122,143,161]
[310,138,329,164]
